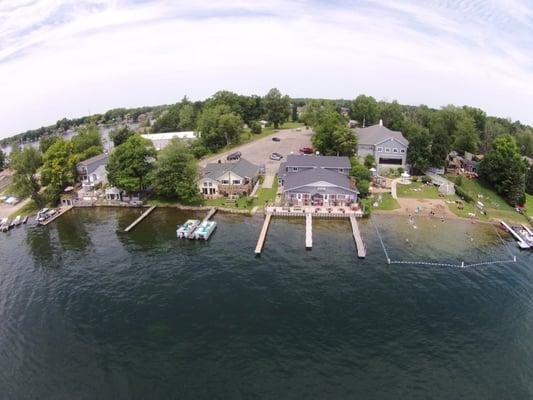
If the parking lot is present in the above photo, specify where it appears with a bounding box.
[199,127,313,183]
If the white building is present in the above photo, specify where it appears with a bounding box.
[141,131,197,151]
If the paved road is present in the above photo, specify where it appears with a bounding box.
[199,128,313,179]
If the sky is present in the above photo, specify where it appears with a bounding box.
[1,0,532,138]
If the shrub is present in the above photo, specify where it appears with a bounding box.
[421,176,431,184]
[455,175,463,187]
[397,167,404,175]
[455,185,473,203]
[411,176,419,182]
[250,121,262,134]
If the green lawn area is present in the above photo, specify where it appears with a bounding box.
[9,200,39,218]
[369,192,400,210]
[526,193,533,219]
[203,179,278,210]
[396,182,441,199]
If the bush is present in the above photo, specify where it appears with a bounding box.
[455,185,473,203]
[421,176,431,184]
[357,179,370,197]
[397,167,404,175]
[455,175,463,187]
[190,141,208,159]
[411,176,419,182]
[250,121,262,134]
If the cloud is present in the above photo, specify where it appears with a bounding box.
[0,0,532,137]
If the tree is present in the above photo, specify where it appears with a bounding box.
[364,154,375,169]
[350,159,372,197]
[263,88,290,128]
[151,139,200,202]
[0,148,5,171]
[333,126,357,157]
[72,121,103,158]
[406,124,432,174]
[378,100,404,130]
[106,135,156,193]
[41,139,76,203]
[428,117,452,167]
[453,116,479,154]
[301,100,334,127]
[478,135,528,206]
[10,147,44,206]
[351,95,378,126]
[39,135,59,154]
[197,105,243,151]
[110,125,135,147]
[526,164,533,195]
[250,121,262,134]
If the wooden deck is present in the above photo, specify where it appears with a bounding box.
[203,207,218,222]
[255,212,272,255]
[124,206,156,232]
[40,205,74,226]
[350,215,366,258]
[305,213,312,249]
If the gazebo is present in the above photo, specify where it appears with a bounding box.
[400,172,411,184]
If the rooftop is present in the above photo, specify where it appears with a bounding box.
[203,158,260,180]
[284,167,356,192]
[282,154,351,169]
[356,123,408,146]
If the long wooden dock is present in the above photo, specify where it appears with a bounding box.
[255,212,272,255]
[305,213,312,249]
[203,207,217,222]
[40,205,74,226]
[124,205,156,232]
[350,215,366,258]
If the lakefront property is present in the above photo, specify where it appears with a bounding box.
[198,158,261,198]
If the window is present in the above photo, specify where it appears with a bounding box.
[385,148,391,153]
[203,182,208,187]
[377,147,383,152]
[400,149,406,153]
[232,180,241,184]
[221,180,229,184]
[208,182,212,186]
[393,148,398,153]
[292,167,298,172]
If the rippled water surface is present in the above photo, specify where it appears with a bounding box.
[1,208,532,399]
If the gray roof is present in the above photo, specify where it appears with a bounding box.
[356,124,408,146]
[284,167,356,192]
[76,153,108,175]
[203,158,260,180]
[282,154,351,169]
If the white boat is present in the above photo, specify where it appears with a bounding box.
[22,216,28,224]
[194,220,217,240]
[176,219,200,238]
[13,216,21,226]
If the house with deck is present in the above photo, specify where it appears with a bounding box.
[278,155,358,206]
[356,120,409,173]
[198,158,260,198]
[77,153,109,190]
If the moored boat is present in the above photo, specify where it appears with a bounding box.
[177,219,200,238]
[13,216,21,226]
[194,220,217,241]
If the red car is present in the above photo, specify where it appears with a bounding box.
[300,147,314,154]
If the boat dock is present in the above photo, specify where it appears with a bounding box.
[41,205,74,226]
[523,224,533,237]
[350,215,366,258]
[255,212,272,255]
[124,206,156,232]
[305,213,312,249]
[500,220,531,249]
[187,208,218,239]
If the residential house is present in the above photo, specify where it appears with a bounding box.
[141,131,197,151]
[77,153,109,190]
[356,120,409,173]
[278,155,357,206]
[198,158,260,198]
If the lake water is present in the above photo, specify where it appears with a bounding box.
[0,208,532,399]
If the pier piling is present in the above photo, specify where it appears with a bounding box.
[255,212,272,255]
[124,206,156,232]
[349,215,366,258]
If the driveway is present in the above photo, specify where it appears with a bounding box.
[199,127,313,186]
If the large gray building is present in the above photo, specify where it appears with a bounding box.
[356,121,409,173]
[278,155,358,206]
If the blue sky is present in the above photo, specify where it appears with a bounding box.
[1,0,532,137]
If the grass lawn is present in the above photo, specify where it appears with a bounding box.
[203,180,278,210]
[9,200,39,218]
[526,193,533,219]
[396,182,441,199]
[370,193,400,210]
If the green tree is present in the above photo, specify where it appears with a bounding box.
[250,121,262,134]
[197,105,243,151]
[526,164,533,195]
[72,122,103,156]
[41,139,76,203]
[478,134,528,206]
[151,139,200,202]
[110,125,135,147]
[333,126,357,157]
[351,94,378,126]
[406,124,432,174]
[10,147,44,206]
[350,159,372,197]
[106,135,156,193]
[453,116,479,154]
[263,88,290,128]
[39,135,59,154]
[364,154,375,169]
[428,118,452,167]
[301,100,334,127]
[378,100,404,130]
[0,148,5,171]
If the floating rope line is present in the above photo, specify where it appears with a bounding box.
[372,219,517,268]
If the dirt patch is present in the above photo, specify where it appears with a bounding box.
[384,198,456,218]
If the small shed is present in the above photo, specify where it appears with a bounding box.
[438,182,455,196]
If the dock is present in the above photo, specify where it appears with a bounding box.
[350,215,366,258]
[188,208,218,239]
[305,213,312,249]
[500,220,530,249]
[41,205,74,226]
[255,212,272,255]
[124,205,156,232]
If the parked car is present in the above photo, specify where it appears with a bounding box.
[227,151,242,161]
[270,152,283,161]
[272,137,281,142]
[300,147,314,154]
